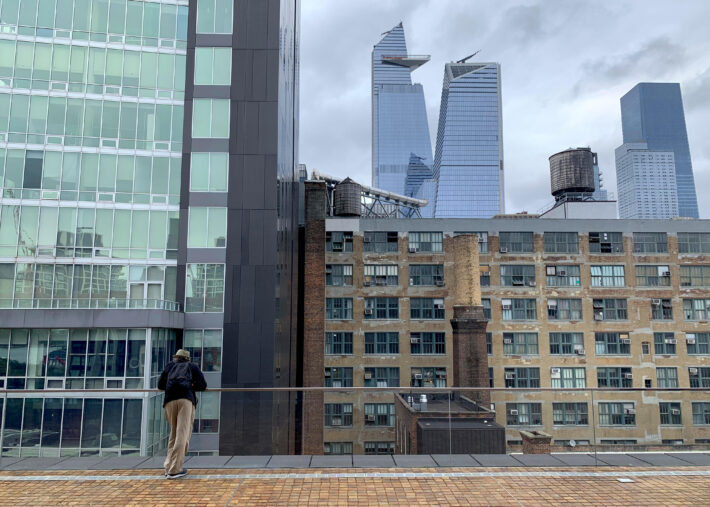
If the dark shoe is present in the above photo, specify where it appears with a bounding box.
[166,469,188,479]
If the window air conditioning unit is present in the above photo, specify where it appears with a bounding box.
[324,370,331,377]
[574,347,585,355]
[624,373,633,379]
[364,372,372,380]
[651,299,661,306]
[364,308,373,315]
[665,338,677,345]
[624,407,635,415]
[671,409,681,415]
[527,280,536,287]
[502,300,512,310]
[434,303,444,310]
[660,270,671,277]
[687,333,696,344]
[408,246,418,253]
[689,368,699,375]
[499,247,508,253]
[414,373,423,379]
[410,335,420,343]
[621,338,631,345]
[503,338,513,344]
[509,409,519,416]
[550,367,561,378]
[435,280,445,287]
[505,372,515,380]
[366,415,375,422]
[594,311,604,321]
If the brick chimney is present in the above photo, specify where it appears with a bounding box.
[450,234,490,407]
[301,181,327,454]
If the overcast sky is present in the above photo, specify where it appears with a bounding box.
[299,0,710,218]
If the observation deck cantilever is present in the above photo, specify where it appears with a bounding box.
[380,54,431,71]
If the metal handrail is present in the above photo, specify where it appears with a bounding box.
[0,298,181,311]
[1,387,709,394]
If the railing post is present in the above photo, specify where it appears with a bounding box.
[591,388,597,466]
[0,389,7,467]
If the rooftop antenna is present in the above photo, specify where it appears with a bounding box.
[457,50,481,63]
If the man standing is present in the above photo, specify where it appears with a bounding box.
[158,349,207,479]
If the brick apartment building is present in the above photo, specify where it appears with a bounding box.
[302,181,710,455]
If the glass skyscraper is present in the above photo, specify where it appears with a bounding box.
[371,23,432,195]
[615,143,678,219]
[619,83,698,218]
[433,62,504,218]
[0,0,300,457]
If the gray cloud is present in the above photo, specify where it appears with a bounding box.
[572,37,687,97]
[683,66,710,112]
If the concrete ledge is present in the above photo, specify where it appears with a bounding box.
[2,453,709,471]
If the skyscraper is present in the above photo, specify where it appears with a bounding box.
[615,143,678,219]
[371,23,433,195]
[433,62,504,218]
[0,0,299,457]
[619,83,698,218]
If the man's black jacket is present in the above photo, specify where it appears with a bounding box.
[158,360,207,407]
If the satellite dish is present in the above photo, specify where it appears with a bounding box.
[569,439,576,447]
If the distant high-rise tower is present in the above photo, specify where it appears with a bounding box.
[372,23,433,194]
[433,62,504,218]
[618,83,698,218]
[615,143,678,219]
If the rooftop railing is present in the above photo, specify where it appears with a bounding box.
[0,298,181,311]
[1,387,709,460]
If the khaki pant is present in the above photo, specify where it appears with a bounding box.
[163,398,195,475]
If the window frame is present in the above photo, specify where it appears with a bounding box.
[502,332,538,355]
[408,232,443,253]
[325,298,353,320]
[410,332,445,355]
[408,264,444,286]
[590,265,625,287]
[504,367,540,388]
[633,232,668,254]
[364,332,399,355]
[589,232,623,253]
[498,231,534,253]
[544,232,579,253]
[409,298,445,320]
[363,231,398,253]
[325,264,353,287]
[325,332,353,355]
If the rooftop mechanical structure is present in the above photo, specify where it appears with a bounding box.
[310,170,427,218]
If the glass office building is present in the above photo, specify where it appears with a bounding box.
[615,143,678,219]
[371,23,432,195]
[433,62,504,218]
[0,0,300,457]
[620,83,698,219]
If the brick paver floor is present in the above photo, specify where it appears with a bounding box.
[0,467,708,506]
